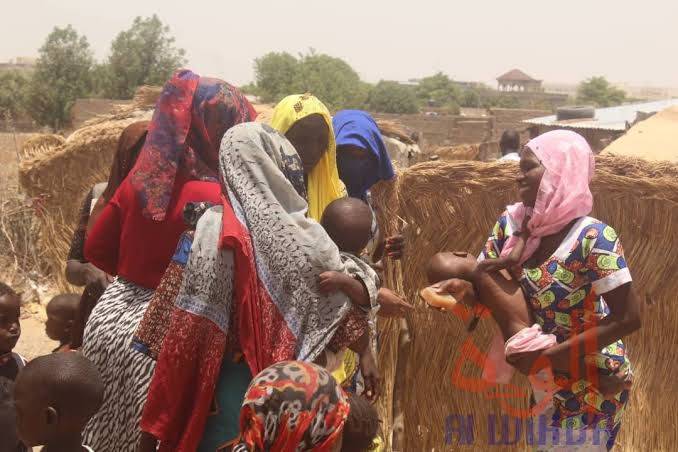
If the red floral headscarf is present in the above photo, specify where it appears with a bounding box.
[130,69,256,221]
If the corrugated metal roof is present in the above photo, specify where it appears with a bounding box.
[523,99,678,131]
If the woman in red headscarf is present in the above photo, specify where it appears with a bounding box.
[81,69,256,452]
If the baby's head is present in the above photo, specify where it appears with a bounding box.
[341,393,380,452]
[426,251,477,285]
[0,378,21,452]
[45,294,79,344]
[321,197,373,255]
[0,282,20,355]
[13,352,104,448]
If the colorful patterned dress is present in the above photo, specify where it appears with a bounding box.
[482,213,633,450]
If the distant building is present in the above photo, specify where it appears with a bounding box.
[497,69,542,93]
[0,57,37,73]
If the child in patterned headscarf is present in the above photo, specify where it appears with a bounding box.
[233,361,378,452]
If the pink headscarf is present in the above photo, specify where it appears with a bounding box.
[500,130,595,264]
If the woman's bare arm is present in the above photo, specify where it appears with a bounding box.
[513,282,641,379]
[543,282,641,374]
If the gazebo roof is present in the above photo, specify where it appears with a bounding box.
[497,69,539,82]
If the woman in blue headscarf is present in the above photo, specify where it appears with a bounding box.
[333,110,402,263]
[332,111,412,412]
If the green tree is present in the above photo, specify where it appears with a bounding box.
[238,82,259,96]
[367,81,419,114]
[252,50,369,110]
[577,76,627,108]
[90,63,113,98]
[415,72,461,110]
[104,15,186,99]
[25,25,94,130]
[296,52,368,110]
[253,52,301,103]
[0,70,30,118]
[460,88,482,108]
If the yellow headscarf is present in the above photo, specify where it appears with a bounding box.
[270,94,346,221]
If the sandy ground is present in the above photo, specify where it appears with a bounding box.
[15,303,60,359]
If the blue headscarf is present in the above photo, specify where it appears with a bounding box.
[333,110,395,200]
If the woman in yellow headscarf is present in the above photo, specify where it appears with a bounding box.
[270,94,346,220]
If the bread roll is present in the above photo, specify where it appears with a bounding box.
[420,286,459,312]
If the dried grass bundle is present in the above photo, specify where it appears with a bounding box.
[131,85,162,111]
[431,144,481,161]
[18,106,153,289]
[376,119,415,145]
[0,196,45,285]
[253,103,275,124]
[20,134,65,158]
[372,156,678,451]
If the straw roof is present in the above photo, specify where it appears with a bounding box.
[376,119,416,145]
[431,144,480,161]
[19,134,66,159]
[372,156,678,451]
[603,106,678,162]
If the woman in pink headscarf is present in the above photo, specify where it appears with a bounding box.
[476,130,641,450]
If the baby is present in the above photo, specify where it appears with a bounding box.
[319,197,380,399]
[426,251,539,349]
[45,294,80,353]
[13,352,104,452]
[0,283,28,452]
[1,378,27,452]
[426,252,631,395]
[319,197,376,304]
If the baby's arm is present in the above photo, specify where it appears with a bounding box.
[476,218,530,273]
[348,329,380,401]
[320,253,380,309]
[319,271,370,307]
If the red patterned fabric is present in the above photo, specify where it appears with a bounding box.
[142,309,227,451]
[219,194,297,375]
[327,306,370,353]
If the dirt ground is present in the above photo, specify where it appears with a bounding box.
[15,303,59,359]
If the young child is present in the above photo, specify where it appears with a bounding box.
[45,294,80,352]
[425,252,631,396]
[13,352,104,452]
[342,392,381,452]
[0,282,28,452]
[1,379,27,452]
[318,197,381,400]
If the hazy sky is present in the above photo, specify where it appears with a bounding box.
[3,0,677,88]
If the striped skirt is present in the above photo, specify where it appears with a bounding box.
[81,278,155,452]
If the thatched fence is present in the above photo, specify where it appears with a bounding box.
[372,156,678,451]
[18,97,154,288]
